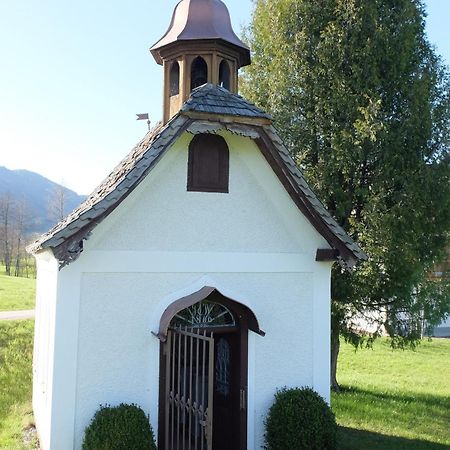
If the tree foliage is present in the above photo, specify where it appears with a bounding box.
[242,0,450,387]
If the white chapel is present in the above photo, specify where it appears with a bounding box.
[29,1,366,449]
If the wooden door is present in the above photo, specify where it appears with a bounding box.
[212,331,240,450]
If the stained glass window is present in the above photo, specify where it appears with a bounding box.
[171,301,235,328]
[215,338,231,396]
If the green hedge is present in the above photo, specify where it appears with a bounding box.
[82,403,156,450]
[265,387,337,450]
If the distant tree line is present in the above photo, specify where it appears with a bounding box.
[0,193,36,277]
[0,186,67,278]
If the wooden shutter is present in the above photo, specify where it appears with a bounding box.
[187,134,229,193]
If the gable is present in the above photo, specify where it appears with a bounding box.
[28,84,366,268]
[85,131,328,255]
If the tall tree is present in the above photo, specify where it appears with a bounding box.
[13,199,32,277]
[0,193,14,275]
[48,183,68,225]
[242,0,450,389]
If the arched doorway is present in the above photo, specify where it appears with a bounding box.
[157,287,264,450]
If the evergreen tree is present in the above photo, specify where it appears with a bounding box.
[242,0,450,389]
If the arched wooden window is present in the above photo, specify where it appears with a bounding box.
[187,134,229,193]
[219,60,231,90]
[191,56,208,90]
[169,61,180,96]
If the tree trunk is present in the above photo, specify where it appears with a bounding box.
[330,318,340,392]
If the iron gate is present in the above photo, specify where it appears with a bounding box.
[165,327,214,450]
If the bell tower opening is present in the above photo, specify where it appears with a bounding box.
[219,60,231,90]
[191,57,208,90]
[170,61,180,97]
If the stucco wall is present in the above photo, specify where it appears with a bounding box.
[33,250,59,450]
[85,131,328,255]
[74,272,317,450]
[40,130,332,449]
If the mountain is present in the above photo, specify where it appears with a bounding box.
[0,166,86,234]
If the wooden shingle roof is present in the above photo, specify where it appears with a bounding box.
[28,84,366,268]
[182,84,271,120]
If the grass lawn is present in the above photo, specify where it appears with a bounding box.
[0,273,36,311]
[0,319,448,450]
[0,320,36,449]
[333,338,450,449]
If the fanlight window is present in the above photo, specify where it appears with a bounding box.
[170,301,236,328]
[169,61,180,96]
[191,56,208,90]
[219,60,231,90]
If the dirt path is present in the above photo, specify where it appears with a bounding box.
[0,310,35,321]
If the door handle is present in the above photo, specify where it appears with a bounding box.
[240,388,246,410]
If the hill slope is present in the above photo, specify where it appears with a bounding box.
[0,166,86,234]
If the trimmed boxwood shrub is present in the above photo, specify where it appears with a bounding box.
[264,387,337,450]
[82,403,156,450]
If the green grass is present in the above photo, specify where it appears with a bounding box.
[0,320,36,449]
[333,338,450,449]
[0,317,449,449]
[0,273,36,311]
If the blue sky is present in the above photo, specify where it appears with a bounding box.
[0,0,448,194]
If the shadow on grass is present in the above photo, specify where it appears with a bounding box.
[334,386,450,450]
[339,426,450,450]
[339,384,450,405]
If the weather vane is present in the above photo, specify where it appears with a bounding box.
[136,113,151,131]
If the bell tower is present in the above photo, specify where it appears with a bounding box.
[150,0,251,124]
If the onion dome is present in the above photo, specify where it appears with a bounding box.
[150,0,250,67]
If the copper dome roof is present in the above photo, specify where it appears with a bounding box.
[150,0,250,67]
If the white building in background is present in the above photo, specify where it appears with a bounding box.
[430,248,450,337]
[432,316,450,337]
[28,1,366,449]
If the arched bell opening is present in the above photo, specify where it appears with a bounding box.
[191,56,208,90]
[219,60,231,91]
[157,286,263,450]
[169,61,180,97]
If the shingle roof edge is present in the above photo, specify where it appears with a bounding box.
[27,115,191,262]
[259,125,367,265]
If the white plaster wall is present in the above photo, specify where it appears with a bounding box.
[44,130,333,449]
[33,250,59,450]
[73,272,320,450]
[85,131,328,255]
[74,273,195,448]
